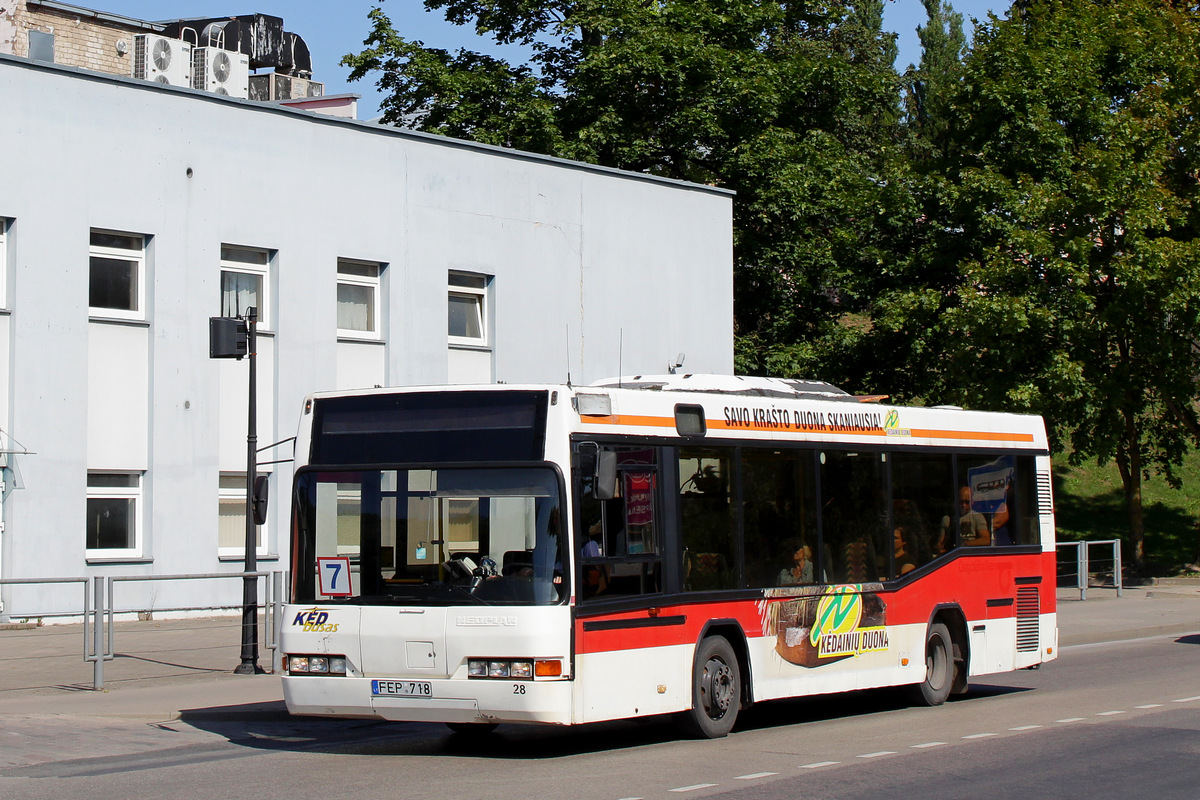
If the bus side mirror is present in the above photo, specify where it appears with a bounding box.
[595,451,617,500]
[252,475,269,526]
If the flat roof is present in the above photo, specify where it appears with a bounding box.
[28,0,164,31]
[0,53,734,198]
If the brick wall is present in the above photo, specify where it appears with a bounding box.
[3,1,149,78]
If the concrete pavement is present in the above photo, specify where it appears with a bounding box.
[0,584,1197,723]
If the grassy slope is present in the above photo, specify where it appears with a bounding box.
[1053,451,1200,575]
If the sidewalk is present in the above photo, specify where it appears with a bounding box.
[1,586,1197,722]
[0,614,287,721]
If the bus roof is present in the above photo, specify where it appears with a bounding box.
[301,375,1049,452]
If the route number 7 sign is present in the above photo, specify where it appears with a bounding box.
[317,556,353,597]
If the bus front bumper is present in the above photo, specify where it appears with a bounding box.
[282,675,574,725]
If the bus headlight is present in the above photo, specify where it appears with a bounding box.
[286,654,348,675]
[466,657,564,679]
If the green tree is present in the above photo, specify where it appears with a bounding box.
[343,0,906,383]
[904,0,967,153]
[918,0,1200,567]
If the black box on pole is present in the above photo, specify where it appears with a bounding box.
[209,317,248,359]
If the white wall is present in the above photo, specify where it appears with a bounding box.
[0,55,733,617]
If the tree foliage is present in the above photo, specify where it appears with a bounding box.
[344,0,905,382]
[907,0,1200,564]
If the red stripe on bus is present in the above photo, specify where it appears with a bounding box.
[574,551,1055,655]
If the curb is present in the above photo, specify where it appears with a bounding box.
[1146,590,1200,600]
[1060,625,1200,648]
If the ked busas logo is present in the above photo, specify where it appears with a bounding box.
[811,586,888,659]
[292,607,339,633]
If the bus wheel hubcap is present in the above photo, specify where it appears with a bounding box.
[702,658,734,718]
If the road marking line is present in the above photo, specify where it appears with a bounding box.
[669,785,717,793]
[963,733,997,739]
[734,773,778,781]
[1173,696,1200,703]
[800,761,840,769]
[1010,725,1042,731]
[1096,711,1125,716]
[1056,718,1085,723]
[858,751,896,759]
[1135,704,1163,709]
[911,741,946,748]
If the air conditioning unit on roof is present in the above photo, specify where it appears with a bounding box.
[247,73,325,102]
[132,33,192,87]
[192,47,249,99]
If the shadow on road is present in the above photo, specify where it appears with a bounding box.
[177,682,1037,760]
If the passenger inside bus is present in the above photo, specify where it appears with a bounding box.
[893,527,918,575]
[892,498,930,576]
[581,521,609,597]
[776,541,814,585]
[956,485,992,546]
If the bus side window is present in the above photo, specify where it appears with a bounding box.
[679,447,736,591]
[890,451,953,575]
[819,450,885,585]
[741,448,817,589]
[577,445,663,601]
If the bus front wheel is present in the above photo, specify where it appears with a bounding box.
[683,635,741,738]
[907,621,953,707]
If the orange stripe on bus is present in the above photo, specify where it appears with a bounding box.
[581,415,675,428]
[909,429,1035,443]
[582,415,1035,443]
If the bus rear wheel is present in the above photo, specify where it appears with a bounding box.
[907,621,953,707]
[682,635,741,739]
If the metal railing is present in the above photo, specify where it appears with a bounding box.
[1057,540,1123,600]
[1,571,285,690]
[0,576,94,664]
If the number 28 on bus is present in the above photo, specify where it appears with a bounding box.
[280,374,1057,738]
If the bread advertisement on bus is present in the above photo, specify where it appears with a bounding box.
[761,585,889,668]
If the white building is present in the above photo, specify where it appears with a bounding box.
[0,53,733,620]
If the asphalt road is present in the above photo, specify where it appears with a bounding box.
[2,631,1198,800]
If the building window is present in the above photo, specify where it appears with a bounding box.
[218,473,267,556]
[220,245,271,327]
[86,472,143,556]
[28,30,54,62]
[337,259,383,339]
[448,272,489,346]
[89,230,145,320]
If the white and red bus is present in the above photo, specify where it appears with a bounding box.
[280,375,1057,737]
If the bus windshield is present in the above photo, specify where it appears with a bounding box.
[293,467,565,606]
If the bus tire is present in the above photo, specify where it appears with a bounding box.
[446,721,499,736]
[682,635,741,739]
[907,622,953,707]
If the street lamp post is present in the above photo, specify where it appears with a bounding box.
[209,308,262,675]
[234,306,261,675]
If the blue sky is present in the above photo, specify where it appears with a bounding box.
[100,1,1009,120]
